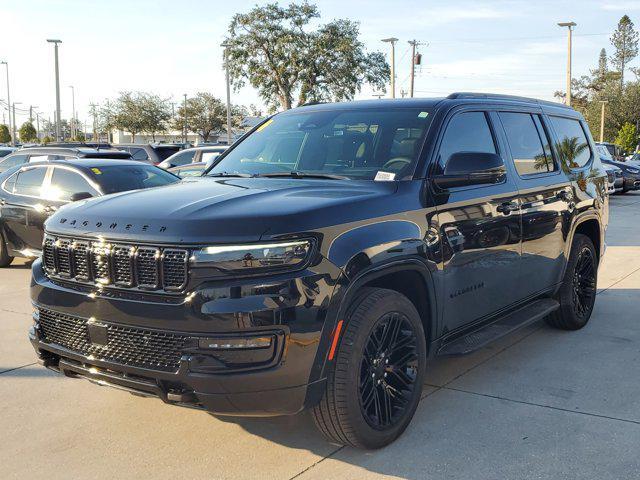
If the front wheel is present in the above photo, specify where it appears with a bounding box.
[312,288,427,449]
[546,234,598,330]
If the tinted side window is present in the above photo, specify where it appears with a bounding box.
[170,150,196,166]
[438,112,496,172]
[499,112,556,176]
[130,148,149,161]
[48,167,99,201]
[3,173,17,193]
[14,167,48,196]
[1,154,28,169]
[550,116,592,168]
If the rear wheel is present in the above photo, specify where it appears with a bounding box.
[312,288,427,449]
[0,233,14,268]
[546,234,597,330]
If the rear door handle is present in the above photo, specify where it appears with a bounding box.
[497,201,519,214]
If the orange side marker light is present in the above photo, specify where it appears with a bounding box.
[328,320,344,361]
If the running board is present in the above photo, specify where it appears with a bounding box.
[437,298,559,356]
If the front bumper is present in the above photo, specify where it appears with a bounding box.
[29,258,343,416]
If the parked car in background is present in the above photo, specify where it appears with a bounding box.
[0,146,16,158]
[168,161,207,177]
[627,152,640,164]
[599,146,640,193]
[602,163,623,194]
[30,93,607,449]
[0,159,179,266]
[157,146,228,170]
[27,142,113,149]
[113,143,182,165]
[596,142,626,161]
[0,147,132,174]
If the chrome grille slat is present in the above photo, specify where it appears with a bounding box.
[43,235,189,293]
[136,247,160,289]
[37,308,186,372]
[56,239,72,276]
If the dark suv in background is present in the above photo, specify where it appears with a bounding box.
[29,93,606,449]
[113,143,182,164]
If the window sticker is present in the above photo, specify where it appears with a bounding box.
[91,168,102,175]
[418,111,429,118]
[256,119,273,132]
[374,171,396,181]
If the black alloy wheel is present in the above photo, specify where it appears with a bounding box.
[359,312,419,429]
[572,246,597,320]
[546,233,598,330]
[312,288,426,449]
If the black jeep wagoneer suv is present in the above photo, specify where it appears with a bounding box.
[30,93,607,449]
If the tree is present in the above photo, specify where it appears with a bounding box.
[598,48,608,78]
[174,93,226,142]
[225,1,389,110]
[139,93,171,141]
[19,122,37,142]
[0,124,10,143]
[112,92,146,142]
[615,122,638,152]
[610,15,639,87]
[41,135,53,144]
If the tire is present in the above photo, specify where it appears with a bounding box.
[312,288,427,449]
[0,232,14,268]
[546,234,598,330]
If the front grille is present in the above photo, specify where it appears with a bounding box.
[37,308,188,372]
[43,234,189,293]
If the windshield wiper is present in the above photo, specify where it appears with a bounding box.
[208,171,253,178]
[256,171,349,180]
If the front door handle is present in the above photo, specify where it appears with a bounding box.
[44,205,57,214]
[497,201,519,214]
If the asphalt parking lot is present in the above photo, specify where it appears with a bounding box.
[2,193,640,480]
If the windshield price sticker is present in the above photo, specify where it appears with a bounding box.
[374,171,396,181]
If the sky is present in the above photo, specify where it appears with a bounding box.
[1,0,640,131]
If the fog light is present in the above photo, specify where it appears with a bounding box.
[32,306,40,321]
[198,336,273,350]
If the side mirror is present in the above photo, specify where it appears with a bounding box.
[70,191,94,202]
[433,152,506,189]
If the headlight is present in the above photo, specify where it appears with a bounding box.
[627,167,640,174]
[191,239,313,275]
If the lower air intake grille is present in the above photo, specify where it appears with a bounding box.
[37,308,188,372]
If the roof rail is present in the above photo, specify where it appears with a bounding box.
[446,92,569,109]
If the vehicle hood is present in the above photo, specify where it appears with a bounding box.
[45,177,399,244]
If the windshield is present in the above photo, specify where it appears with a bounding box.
[90,164,179,194]
[596,144,613,160]
[208,108,433,180]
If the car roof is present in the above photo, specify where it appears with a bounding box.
[183,146,227,152]
[289,92,574,115]
[10,147,127,156]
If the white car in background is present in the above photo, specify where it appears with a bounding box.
[157,146,228,170]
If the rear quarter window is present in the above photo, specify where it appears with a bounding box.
[549,116,592,169]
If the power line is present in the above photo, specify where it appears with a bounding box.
[427,32,609,45]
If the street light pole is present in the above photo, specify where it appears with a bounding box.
[182,93,187,145]
[221,41,233,145]
[47,39,62,141]
[68,85,76,139]
[12,102,21,142]
[381,38,399,99]
[1,61,12,145]
[599,100,608,143]
[557,22,576,107]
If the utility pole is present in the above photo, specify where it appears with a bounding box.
[381,38,399,98]
[221,41,233,145]
[557,22,576,107]
[68,85,76,139]
[29,105,33,122]
[1,61,12,145]
[182,93,187,144]
[35,112,41,140]
[599,100,608,143]
[12,102,21,142]
[47,39,63,140]
[89,103,98,142]
[407,40,423,98]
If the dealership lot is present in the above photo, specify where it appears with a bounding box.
[2,194,640,480]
